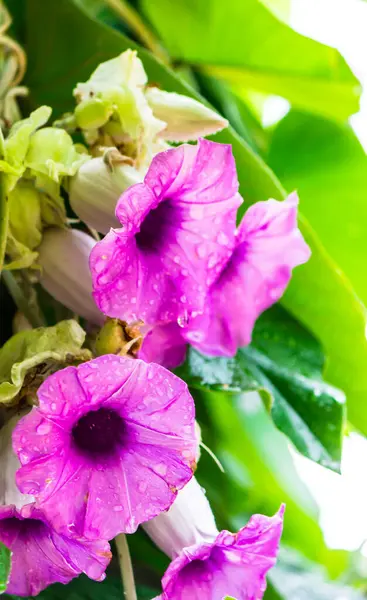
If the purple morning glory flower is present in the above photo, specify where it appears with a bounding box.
[140,192,310,366]
[13,355,197,540]
[144,478,284,600]
[0,504,111,597]
[90,138,242,327]
[156,507,284,600]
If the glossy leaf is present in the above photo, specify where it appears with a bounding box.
[141,0,361,120]
[0,542,11,594]
[269,111,367,433]
[177,306,345,471]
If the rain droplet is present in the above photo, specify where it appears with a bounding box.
[36,421,51,435]
[217,232,229,246]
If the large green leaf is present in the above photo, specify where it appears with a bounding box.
[268,112,367,432]
[177,306,345,471]
[269,112,367,307]
[141,0,361,120]
[0,543,11,594]
[22,0,367,435]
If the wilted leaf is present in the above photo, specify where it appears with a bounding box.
[0,319,91,405]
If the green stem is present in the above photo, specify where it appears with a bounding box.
[102,0,168,64]
[115,533,137,600]
[0,172,9,274]
[2,270,44,328]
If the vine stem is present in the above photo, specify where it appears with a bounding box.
[115,533,138,600]
[102,0,168,64]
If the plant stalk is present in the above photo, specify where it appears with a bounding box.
[115,533,138,600]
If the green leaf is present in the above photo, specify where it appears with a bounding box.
[0,542,11,594]
[141,0,361,120]
[0,320,91,405]
[177,306,345,471]
[269,547,365,599]
[268,111,367,433]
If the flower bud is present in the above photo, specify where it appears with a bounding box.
[0,412,34,509]
[9,180,42,251]
[145,88,228,142]
[143,477,218,559]
[69,154,142,233]
[37,228,103,324]
[95,318,143,357]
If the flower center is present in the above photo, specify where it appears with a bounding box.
[135,200,173,253]
[72,408,126,456]
[1,517,44,538]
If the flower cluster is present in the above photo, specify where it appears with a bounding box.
[0,49,311,598]
[90,138,310,368]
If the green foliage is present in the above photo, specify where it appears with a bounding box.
[269,548,366,599]
[178,305,345,471]
[269,112,367,432]
[0,320,91,405]
[141,0,360,120]
[0,543,11,594]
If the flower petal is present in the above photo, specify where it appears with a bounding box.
[139,323,187,369]
[0,505,111,596]
[161,507,284,600]
[13,356,197,540]
[91,139,242,326]
[184,193,310,356]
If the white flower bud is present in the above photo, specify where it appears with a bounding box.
[0,412,34,509]
[143,477,218,559]
[38,228,103,324]
[145,88,228,142]
[69,156,142,234]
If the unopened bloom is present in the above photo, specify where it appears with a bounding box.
[144,479,284,600]
[90,138,242,326]
[145,88,228,142]
[139,192,310,367]
[13,355,197,540]
[0,504,111,596]
[38,227,103,324]
[69,154,142,234]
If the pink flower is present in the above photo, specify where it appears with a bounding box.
[0,504,111,596]
[145,479,284,600]
[140,192,310,367]
[158,509,284,600]
[13,356,197,540]
[90,138,242,327]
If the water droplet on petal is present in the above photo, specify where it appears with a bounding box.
[217,232,229,246]
[36,421,52,435]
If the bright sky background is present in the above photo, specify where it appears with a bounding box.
[275,0,367,555]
